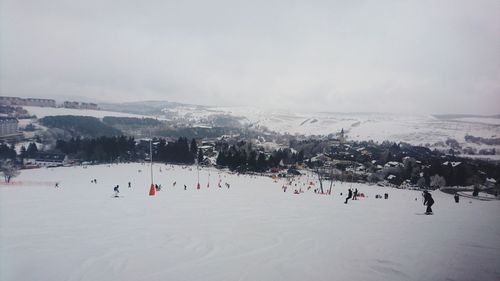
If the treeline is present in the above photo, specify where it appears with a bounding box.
[0,142,39,163]
[0,144,17,160]
[216,141,304,172]
[41,116,122,138]
[154,137,195,164]
[56,136,136,162]
[157,127,237,139]
[55,136,198,164]
[102,116,162,127]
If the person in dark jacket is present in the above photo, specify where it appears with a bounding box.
[423,190,434,214]
[113,185,119,197]
[454,193,459,203]
[345,188,353,204]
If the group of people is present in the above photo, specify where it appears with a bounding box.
[344,188,359,204]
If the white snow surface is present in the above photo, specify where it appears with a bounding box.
[187,106,500,150]
[1,163,499,281]
[24,106,152,119]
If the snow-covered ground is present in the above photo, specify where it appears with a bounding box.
[1,163,499,281]
[23,106,154,119]
[22,105,500,154]
[157,104,500,151]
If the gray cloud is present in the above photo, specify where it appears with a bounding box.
[1,0,499,114]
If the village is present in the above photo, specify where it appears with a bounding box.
[0,98,498,198]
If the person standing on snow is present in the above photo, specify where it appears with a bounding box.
[344,188,353,204]
[113,185,120,197]
[423,190,434,214]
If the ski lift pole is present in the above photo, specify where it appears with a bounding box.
[149,129,155,196]
[197,163,200,189]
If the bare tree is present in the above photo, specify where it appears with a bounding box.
[1,160,20,183]
[328,167,335,195]
[430,175,446,189]
[315,167,324,194]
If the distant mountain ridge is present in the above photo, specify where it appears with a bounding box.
[433,114,500,119]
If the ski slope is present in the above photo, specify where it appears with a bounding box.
[1,163,499,281]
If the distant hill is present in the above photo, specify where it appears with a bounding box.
[40,115,122,138]
[433,114,500,120]
[99,100,205,116]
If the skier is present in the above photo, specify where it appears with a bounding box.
[423,190,434,214]
[128,181,131,188]
[454,193,459,203]
[344,188,352,204]
[353,188,358,200]
[113,185,119,197]
[55,182,59,188]
[184,184,187,190]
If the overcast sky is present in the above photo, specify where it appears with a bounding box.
[1,0,499,114]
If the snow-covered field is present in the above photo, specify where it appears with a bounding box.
[24,106,153,119]
[1,163,499,281]
[223,108,500,146]
[22,105,500,153]
[157,104,500,151]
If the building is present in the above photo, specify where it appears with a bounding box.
[0,96,24,106]
[0,96,56,107]
[0,117,18,136]
[63,101,80,109]
[25,152,68,167]
[80,102,98,110]
[24,98,56,107]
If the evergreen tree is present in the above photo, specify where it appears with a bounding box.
[190,139,198,156]
[257,152,267,171]
[248,150,257,168]
[197,148,204,164]
[297,149,304,164]
[27,142,38,158]
[20,146,27,161]
[0,144,17,160]
[216,151,226,166]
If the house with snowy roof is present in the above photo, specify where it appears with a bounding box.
[25,152,68,167]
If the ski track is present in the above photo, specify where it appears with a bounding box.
[1,163,499,281]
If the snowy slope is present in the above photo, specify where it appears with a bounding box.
[219,108,499,144]
[24,106,153,119]
[1,163,499,281]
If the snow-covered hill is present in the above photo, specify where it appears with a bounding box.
[24,106,153,119]
[1,163,499,281]
[22,103,500,155]
[214,107,499,144]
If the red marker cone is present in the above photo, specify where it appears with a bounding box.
[149,183,155,196]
